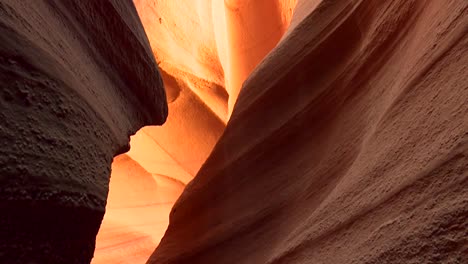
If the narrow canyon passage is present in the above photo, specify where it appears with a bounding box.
[1,0,466,264]
[93,1,297,263]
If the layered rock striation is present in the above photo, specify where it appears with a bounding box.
[150,0,468,263]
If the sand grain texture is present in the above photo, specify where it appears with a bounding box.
[0,0,167,263]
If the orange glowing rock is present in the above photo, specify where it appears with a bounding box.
[93,155,183,264]
[94,1,296,263]
[224,0,296,114]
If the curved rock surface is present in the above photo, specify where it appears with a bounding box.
[0,0,167,263]
[149,0,468,263]
[93,1,296,262]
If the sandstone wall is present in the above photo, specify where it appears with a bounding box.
[150,1,468,263]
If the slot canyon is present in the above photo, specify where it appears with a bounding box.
[0,0,467,264]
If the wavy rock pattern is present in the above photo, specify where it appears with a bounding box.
[149,0,468,263]
[0,0,166,263]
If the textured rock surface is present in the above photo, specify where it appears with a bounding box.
[0,0,167,263]
[149,0,468,263]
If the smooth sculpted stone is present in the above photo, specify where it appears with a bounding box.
[92,2,297,261]
[0,0,167,263]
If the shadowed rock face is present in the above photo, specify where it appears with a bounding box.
[0,0,167,263]
[149,0,467,263]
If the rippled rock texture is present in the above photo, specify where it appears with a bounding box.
[0,0,167,263]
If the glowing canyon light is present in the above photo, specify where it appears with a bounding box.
[93,1,297,263]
